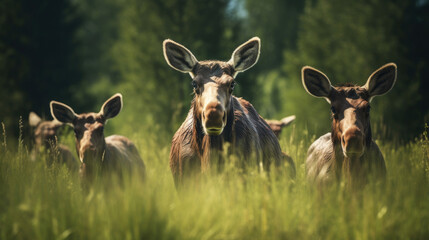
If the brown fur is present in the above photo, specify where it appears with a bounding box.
[164,38,295,186]
[29,112,78,170]
[265,115,296,138]
[169,64,290,186]
[50,94,145,182]
[302,63,397,190]
[306,86,386,189]
[70,113,144,181]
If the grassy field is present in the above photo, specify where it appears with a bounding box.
[0,123,428,240]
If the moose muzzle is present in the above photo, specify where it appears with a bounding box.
[202,101,226,136]
[341,126,364,158]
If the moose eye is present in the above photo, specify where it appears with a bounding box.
[230,81,236,92]
[330,106,337,114]
[191,80,198,89]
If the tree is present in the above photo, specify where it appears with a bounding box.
[280,0,428,140]
[75,0,241,137]
[237,0,305,117]
[0,0,82,140]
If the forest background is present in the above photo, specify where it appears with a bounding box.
[1,0,428,143]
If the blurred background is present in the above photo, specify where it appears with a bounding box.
[1,0,428,143]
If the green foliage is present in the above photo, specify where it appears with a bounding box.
[244,0,304,71]
[279,0,428,139]
[1,124,429,239]
[74,0,242,137]
[237,0,305,111]
[1,0,428,237]
[418,123,429,179]
[0,0,83,139]
[1,0,427,141]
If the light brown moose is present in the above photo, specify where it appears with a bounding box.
[265,115,296,138]
[50,94,145,181]
[163,37,295,186]
[29,112,78,170]
[302,63,397,189]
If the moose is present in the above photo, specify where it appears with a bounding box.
[50,93,145,181]
[29,112,79,170]
[163,37,295,186]
[265,115,296,138]
[302,63,396,189]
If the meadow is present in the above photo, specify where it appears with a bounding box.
[1,121,428,240]
[1,0,428,239]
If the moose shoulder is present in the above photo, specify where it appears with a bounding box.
[50,94,145,182]
[164,37,295,186]
[302,63,396,189]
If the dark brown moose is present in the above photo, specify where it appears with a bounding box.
[50,94,145,181]
[163,37,295,186]
[265,115,296,138]
[302,63,396,189]
[29,112,78,170]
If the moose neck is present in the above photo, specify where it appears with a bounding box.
[191,97,234,171]
[78,137,107,176]
[331,119,373,186]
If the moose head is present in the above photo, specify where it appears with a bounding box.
[163,37,261,136]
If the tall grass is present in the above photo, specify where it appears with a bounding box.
[0,122,428,239]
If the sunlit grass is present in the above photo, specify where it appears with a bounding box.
[0,123,428,239]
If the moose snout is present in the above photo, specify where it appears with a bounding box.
[79,141,97,163]
[202,101,226,135]
[341,127,364,158]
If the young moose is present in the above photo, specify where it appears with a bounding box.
[50,94,145,181]
[265,115,296,138]
[163,37,295,185]
[302,63,397,189]
[29,112,78,170]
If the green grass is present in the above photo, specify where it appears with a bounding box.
[1,123,428,240]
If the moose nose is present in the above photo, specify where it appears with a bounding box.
[79,141,97,163]
[202,101,226,135]
[341,127,364,157]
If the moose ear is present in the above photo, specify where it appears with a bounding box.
[50,101,77,124]
[100,93,123,120]
[29,112,42,127]
[363,63,397,101]
[229,37,261,75]
[163,39,198,75]
[302,66,333,103]
[280,115,296,127]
